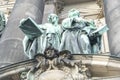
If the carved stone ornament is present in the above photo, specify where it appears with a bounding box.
[21,47,91,80]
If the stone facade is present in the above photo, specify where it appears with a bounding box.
[0,0,119,80]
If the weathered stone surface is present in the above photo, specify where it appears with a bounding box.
[0,0,44,67]
[104,0,120,57]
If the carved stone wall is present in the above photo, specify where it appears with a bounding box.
[0,55,120,80]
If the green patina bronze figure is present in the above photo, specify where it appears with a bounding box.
[20,14,62,59]
[59,9,108,54]
[59,9,91,54]
[89,22,109,54]
[0,11,6,37]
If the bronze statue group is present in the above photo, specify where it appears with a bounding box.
[19,9,108,59]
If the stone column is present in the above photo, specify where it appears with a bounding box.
[103,0,120,57]
[42,0,64,23]
[42,0,56,23]
[0,0,45,67]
